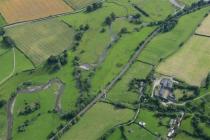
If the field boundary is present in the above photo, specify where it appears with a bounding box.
[2,0,105,29]
[0,48,15,85]
[194,33,210,38]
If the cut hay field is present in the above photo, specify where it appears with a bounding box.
[138,7,210,65]
[5,19,75,66]
[60,102,133,140]
[91,27,155,94]
[64,0,100,9]
[108,62,153,105]
[157,35,210,86]
[196,14,210,36]
[0,0,73,24]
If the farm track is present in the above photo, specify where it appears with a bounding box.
[6,78,65,140]
[0,47,16,85]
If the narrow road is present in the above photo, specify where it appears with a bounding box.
[6,78,65,140]
[0,47,16,85]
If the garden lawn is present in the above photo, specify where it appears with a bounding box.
[108,62,153,104]
[138,7,210,65]
[91,27,155,94]
[60,102,134,140]
[12,86,65,140]
[5,19,75,66]
[156,35,210,86]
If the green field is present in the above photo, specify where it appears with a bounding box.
[107,62,153,105]
[0,36,33,84]
[91,27,155,94]
[136,109,169,138]
[0,13,6,26]
[138,7,210,65]
[0,107,7,139]
[5,19,75,66]
[179,0,198,6]
[0,52,79,112]
[107,124,156,140]
[0,48,13,81]
[61,102,133,140]
[157,35,210,86]
[12,86,64,140]
[131,0,175,21]
[60,2,136,64]
[64,0,100,9]
[0,52,80,139]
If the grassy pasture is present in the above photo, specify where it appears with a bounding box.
[12,86,64,140]
[91,27,155,94]
[0,53,80,140]
[0,52,79,112]
[0,13,6,26]
[131,0,175,21]
[0,35,33,83]
[138,7,210,65]
[0,48,34,84]
[107,62,153,105]
[0,0,72,23]
[178,0,198,6]
[5,19,75,66]
[157,35,210,86]
[107,124,156,140]
[64,0,100,9]
[196,14,210,36]
[136,109,169,137]
[0,107,7,140]
[0,48,13,81]
[60,102,133,140]
[60,2,134,64]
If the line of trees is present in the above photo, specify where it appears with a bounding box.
[85,2,103,13]
[46,50,68,72]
